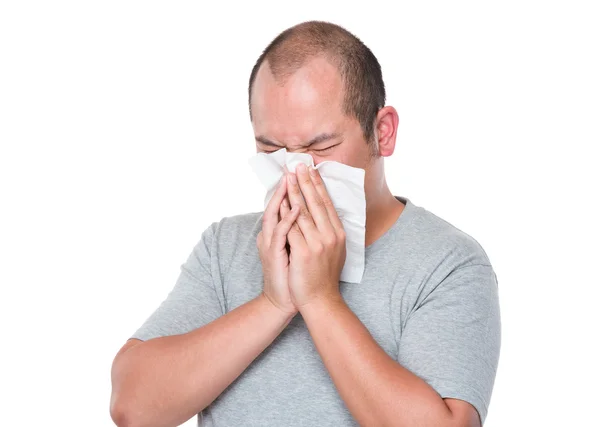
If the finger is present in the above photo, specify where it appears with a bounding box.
[287,171,319,243]
[278,196,290,231]
[286,217,307,252]
[272,204,300,250]
[308,166,345,234]
[279,196,291,254]
[262,176,287,242]
[295,163,333,233]
[279,194,290,218]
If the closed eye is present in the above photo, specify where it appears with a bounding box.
[312,143,340,153]
[260,142,341,154]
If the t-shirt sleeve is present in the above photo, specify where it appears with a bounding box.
[396,263,501,425]
[130,223,225,341]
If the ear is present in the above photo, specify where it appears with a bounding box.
[374,106,399,157]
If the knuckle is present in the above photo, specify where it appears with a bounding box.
[300,174,312,186]
[289,181,300,193]
[313,196,326,209]
[299,207,311,219]
[313,242,325,255]
[322,196,334,208]
[323,233,337,247]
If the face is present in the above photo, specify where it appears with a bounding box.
[250,55,374,172]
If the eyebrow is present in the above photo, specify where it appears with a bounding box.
[255,132,342,148]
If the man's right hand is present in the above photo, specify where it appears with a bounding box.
[257,176,300,316]
[112,195,302,426]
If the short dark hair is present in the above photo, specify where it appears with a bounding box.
[248,21,386,145]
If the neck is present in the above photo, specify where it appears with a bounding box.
[365,186,404,246]
[364,177,405,247]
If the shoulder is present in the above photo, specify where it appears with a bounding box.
[188,211,264,281]
[399,200,500,324]
[406,202,492,282]
[406,199,493,269]
[197,211,264,272]
[201,211,264,243]
[214,211,264,241]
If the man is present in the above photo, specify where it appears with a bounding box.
[110,21,501,427]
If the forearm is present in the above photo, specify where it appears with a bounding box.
[111,293,294,427]
[300,295,454,427]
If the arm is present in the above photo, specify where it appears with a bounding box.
[285,164,498,427]
[300,296,480,427]
[110,293,294,427]
[111,177,300,427]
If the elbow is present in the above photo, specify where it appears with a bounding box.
[110,402,132,427]
[110,393,149,427]
[111,347,147,427]
[110,368,148,427]
[110,405,131,427]
[110,393,139,427]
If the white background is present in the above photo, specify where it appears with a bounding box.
[1,1,598,426]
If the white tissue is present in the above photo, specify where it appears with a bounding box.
[248,148,366,283]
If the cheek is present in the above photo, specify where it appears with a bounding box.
[336,144,371,169]
[311,152,346,166]
[311,153,362,170]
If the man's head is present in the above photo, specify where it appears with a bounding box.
[248,21,399,198]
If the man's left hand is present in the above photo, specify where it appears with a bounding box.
[285,163,346,309]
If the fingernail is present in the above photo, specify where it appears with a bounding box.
[288,173,297,185]
[309,165,317,176]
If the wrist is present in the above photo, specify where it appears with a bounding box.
[298,289,345,318]
[258,292,298,324]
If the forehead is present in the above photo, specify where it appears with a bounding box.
[251,56,347,141]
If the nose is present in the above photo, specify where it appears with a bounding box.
[282,152,319,175]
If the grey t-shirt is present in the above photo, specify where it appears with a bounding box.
[131,196,501,426]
